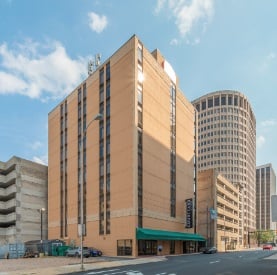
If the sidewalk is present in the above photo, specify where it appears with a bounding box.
[0,256,167,275]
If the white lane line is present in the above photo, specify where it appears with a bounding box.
[87,269,121,274]
[210,260,220,264]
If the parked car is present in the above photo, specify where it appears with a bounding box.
[262,243,273,250]
[89,247,102,257]
[202,246,217,254]
[23,249,39,258]
[65,247,90,257]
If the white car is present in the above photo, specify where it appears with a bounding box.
[65,247,90,257]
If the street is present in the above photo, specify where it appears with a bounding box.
[72,250,277,275]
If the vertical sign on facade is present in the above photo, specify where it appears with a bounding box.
[185,198,193,228]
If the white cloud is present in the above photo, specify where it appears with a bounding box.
[259,51,277,73]
[88,12,108,33]
[257,135,266,148]
[29,141,43,150]
[33,155,48,165]
[261,119,276,127]
[0,40,87,100]
[170,38,179,45]
[267,52,276,60]
[155,0,214,41]
[154,0,167,14]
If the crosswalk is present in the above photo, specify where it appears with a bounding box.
[87,269,176,275]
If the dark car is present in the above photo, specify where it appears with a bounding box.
[89,247,102,257]
[203,246,217,254]
[23,249,39,258]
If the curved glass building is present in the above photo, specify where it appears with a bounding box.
[192,90,256,247]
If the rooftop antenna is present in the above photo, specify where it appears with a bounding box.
[88,53,102,75]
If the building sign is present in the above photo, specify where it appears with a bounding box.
[210,208,217,220]
[185,198,193,228]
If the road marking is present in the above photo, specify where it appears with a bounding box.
[210,260,220,264]
[87,269,121,274]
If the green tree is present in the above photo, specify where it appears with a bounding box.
[254,230,275,244]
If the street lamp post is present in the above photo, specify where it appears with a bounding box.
[80,113,103,270]
[40,208,45,252]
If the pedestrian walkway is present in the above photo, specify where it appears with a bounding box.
[0,256,167,275]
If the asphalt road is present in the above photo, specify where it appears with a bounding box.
[72,250,277,275]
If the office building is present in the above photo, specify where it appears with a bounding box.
[0,156,48,244]
[256,163,276,230]
[197,169,240,252]
[192,91,256,247]
[48,35,205,256]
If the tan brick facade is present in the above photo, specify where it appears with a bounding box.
[48,35,197,256]
[197,169,241,251]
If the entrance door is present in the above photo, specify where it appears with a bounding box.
[138,240,157,255]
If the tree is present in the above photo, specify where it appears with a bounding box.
[254,230,275,245]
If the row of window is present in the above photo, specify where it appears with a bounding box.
[199,107,246,117]
[137,42,143,228]
[60,100,68,237]
[99,63,111,235]
[195,94,250,112]
[170,84,176,218]
[199,138,246,146]
[199,115,247,125]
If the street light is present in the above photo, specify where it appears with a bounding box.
[80,113,103,270]
[40,208,45,252]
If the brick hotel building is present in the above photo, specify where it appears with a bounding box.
[48,35,204,256]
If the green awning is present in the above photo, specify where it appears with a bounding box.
[136,227,205,242]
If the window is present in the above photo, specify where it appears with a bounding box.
[117,240,132,256]
[138,44,143,63]
[208,98,213,108]
[138,85,142,105]
[221,95,226,105]
[201,101,206,110]
[100,69,104,85]
[106,62,110,80]
[100,86,104,103]
[106,120,110,136]
[214,97,219,106]
[106,99,110,117]
[228,95,232,105]
[83,83,87,99]
[106,81,110,98]
[138,108,143,127]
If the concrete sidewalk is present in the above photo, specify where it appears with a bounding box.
[0,256,167,275]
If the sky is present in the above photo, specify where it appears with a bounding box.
[0,0,276,172]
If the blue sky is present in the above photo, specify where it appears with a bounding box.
[0,0,276,172]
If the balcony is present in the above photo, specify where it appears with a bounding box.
[0,212,16,223]
[217,207,238,220]
[0,226,16,236]
[217,184,238,201]
[217,195,238,210]
[0,198,16,213]
[217,217,239,230]
[0,185,16,200]
[0,171,17,187]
